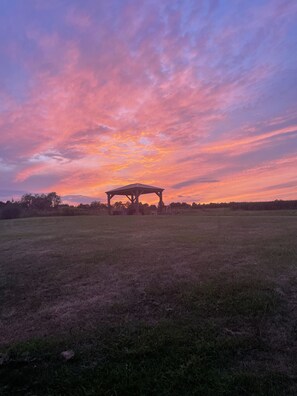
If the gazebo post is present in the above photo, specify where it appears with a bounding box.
[135,190,140,215]
[107,193,112,215]
[157,191,163,214]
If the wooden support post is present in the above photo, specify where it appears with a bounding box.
[157,191,163,214]
[135,190,140,215]
[107,193,111,215]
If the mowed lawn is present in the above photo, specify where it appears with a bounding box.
[1,213,297,395]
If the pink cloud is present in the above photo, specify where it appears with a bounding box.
[1,0,296,203]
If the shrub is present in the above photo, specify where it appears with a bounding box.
[59,207,76,216]
[1,204,22,219]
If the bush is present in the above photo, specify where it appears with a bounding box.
[1,204,22,219]
[59,207,76,216]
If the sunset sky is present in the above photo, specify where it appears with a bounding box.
[0,0,297,205]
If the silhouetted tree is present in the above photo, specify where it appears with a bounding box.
[113,201,125,210]
[47,192,61,207]
[90,201,100,208]
[21,192,61,210]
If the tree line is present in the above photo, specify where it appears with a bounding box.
[1,192,297,219]
[0,192,62,219]
[170,200,297,210]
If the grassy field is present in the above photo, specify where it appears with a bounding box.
[1,212,297,395]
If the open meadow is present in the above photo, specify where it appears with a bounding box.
[1,212,297,395]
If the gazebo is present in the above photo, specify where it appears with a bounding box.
[105,183,164,215]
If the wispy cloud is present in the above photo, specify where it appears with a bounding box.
[172,179,220,190]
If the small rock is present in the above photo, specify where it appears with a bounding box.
[61,350,75,361]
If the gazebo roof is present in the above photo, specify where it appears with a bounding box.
[106,183,164,195]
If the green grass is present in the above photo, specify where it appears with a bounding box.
[1,214,297,395]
